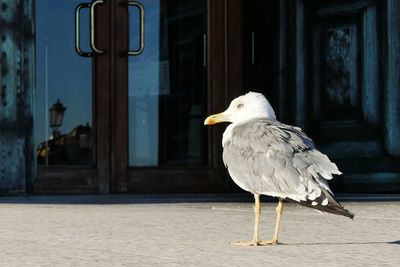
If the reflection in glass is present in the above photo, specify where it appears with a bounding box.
[49,99,66,137]
[129,0,207,166]
[35,0,93,166]
[242,0,276,106]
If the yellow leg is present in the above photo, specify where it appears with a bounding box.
[259,198,283,245]
[273,198,283,243]
[231,194,261,246]
[252,194,261,242]
[231,197,284,246]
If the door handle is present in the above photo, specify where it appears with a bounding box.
[251,31,255,65]
[75,3,92,57]
[127,1,145,55]
[90,0,105,54]
[203,33,207,67]
[75,0,105,57]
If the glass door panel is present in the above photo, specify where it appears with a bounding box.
[242,0,276,107]
[128,0,208,167]
[35,0,93,166]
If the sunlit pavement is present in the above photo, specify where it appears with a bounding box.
[0,195,399,266]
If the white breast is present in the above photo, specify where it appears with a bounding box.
[222,123,236,147]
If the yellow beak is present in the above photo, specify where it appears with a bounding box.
[204,112,228,125]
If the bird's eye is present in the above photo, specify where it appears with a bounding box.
[237,103,244,109]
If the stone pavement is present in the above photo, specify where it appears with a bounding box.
[0,195,399,267]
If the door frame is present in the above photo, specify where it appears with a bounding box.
[33,0,244,194]
[35,0,111,194]
[111,0,243,193]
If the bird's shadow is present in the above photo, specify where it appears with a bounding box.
[279,240,400,246]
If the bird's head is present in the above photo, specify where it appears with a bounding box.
[204,92,276,125]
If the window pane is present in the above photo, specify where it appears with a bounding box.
[128,0,208,166]
[35,0,93,166]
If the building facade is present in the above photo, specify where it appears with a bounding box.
[0,0,399,194]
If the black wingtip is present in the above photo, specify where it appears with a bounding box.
[328,205,355,220]
[296,199,355,220]
[315,189,355,220]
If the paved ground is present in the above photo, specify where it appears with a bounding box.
[0,195,399,266]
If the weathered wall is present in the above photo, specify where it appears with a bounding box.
[0,0,35,193]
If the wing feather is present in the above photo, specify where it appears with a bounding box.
[222,118,341,203]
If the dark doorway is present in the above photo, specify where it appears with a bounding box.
[277,0,400,193]
[242,0,277,109]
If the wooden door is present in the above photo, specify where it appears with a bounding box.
[33,0,111,193]
[278,0,400,193]
[111,0,235,193]
[32,0,237,194]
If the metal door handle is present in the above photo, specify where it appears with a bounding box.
[251,31,255,65]
[75,0,105,57]
[203,33,207,67]
[127,1,145,55]
[90,0,105,54]
[75,3,92,57]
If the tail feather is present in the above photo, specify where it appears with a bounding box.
[297,200,354,219]
[291,188,354,220]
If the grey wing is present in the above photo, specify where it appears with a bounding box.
[223,119,342,203]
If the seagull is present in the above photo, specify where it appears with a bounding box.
[204,92,354,246]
